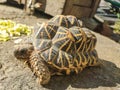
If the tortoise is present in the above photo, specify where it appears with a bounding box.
[14,15,100,85]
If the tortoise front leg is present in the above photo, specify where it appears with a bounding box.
[29,51,51,85]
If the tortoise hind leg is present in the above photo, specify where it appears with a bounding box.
[29,51,51,85]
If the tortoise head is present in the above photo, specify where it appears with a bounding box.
[14,43,34,59]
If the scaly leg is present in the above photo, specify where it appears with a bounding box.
[29,51,51,85]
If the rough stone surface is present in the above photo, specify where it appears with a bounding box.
[0,3,120,90]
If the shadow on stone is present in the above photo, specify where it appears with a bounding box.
[44,59,120,90]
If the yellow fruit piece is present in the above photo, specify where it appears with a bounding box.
[0,20,32,41]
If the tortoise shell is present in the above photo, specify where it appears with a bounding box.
[31,15,99,74]
[48,15,83,28]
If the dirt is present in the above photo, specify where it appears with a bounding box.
[0,2,120,90]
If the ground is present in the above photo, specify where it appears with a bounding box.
[0,2,120,90]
